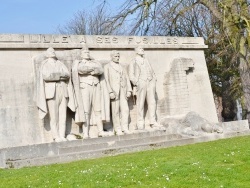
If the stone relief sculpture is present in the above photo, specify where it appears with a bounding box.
[35,47,75,142]
[72,47,110,138]
[3,33,244,158]
[104,51,132,135]
[161,112,223,137]
[159,58,195,116]
[129,47,163,130]
[32,47,219,142]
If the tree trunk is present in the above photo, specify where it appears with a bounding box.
[239,54,250,123]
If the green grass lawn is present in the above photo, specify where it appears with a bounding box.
[1,135,250,188]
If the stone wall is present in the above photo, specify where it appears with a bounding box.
[0,34,218,148]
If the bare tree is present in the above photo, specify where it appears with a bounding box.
[60,0,250,121]
[106,0,250,121]
[106,0,158,35]
[58,10,88,35]
[58,5,125,35]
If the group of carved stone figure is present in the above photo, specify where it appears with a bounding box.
[36,47,163,142]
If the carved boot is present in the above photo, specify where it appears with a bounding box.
[137,121,145,130]
[116,128,124,136]
[50,122,61,142]
[96,112,108,137]
[59,122,67,141]
[82,114,89,139]
[122,124,131,134]
[150,122,166,130]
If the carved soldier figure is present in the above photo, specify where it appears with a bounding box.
[104,51,132,135]
[72,47,109,138]
[36,47,74,142]
[129,47,162,130]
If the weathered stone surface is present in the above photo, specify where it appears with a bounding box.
[161,112,249,137]
[159,58,195,116]
[0,34,218,149]
[1,129,249,169]
[220,120,249,132]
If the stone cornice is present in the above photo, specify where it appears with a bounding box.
[0,34,208,49]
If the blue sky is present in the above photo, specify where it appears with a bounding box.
[0,0,121,34]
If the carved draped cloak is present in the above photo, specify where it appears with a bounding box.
[35,58,75,119]
[72,60,110,124]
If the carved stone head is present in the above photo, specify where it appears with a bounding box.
[110,50,120,63]
[135,46,144,56]
[46,47,56,59]
[80,46,91,60]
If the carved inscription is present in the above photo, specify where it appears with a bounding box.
[30,35,40,43]
[70,35,86,43]
[0,34,204,47]
[0,34,24,42]
[29,35,86,44]
[96,36,119,44]
[128,37,178,45]
[96,36,179,45]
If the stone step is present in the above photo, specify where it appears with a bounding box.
[0,129,168,165]
[3,131,250,168]
[59,133,182,155]
[0,130,173,168]
[6,137,193,168]
[63,129,169,147]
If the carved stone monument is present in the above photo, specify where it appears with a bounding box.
[0,34,243,149]
[0,34,249,168]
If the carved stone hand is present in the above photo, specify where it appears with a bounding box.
[126,92,131,98]
[59,72,69,81]
[110,92,116,100]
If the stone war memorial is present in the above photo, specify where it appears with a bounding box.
[0,34,249,168]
